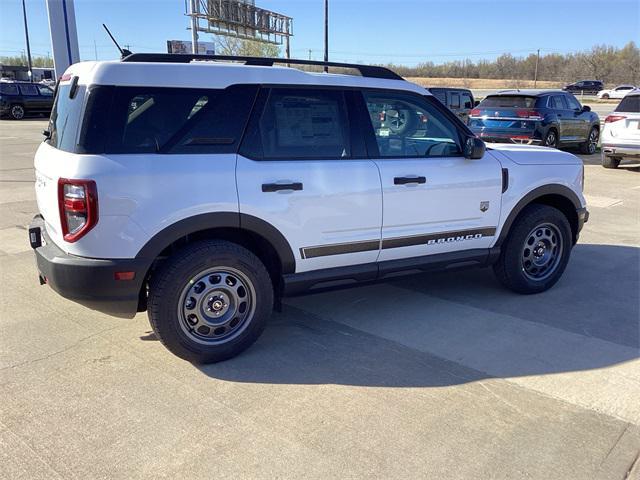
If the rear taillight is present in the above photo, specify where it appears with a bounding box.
[58,178,98,242]
[604,115,626,123]
[470,108,481,117]
[516,109,544,120]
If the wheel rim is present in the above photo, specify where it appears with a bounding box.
[177,266,256,345]
[521,223,563,281]
[545,131,557,147]
[588,129,598,154]
[11,106,24,119]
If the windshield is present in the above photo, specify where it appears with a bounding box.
[479,95,537,108]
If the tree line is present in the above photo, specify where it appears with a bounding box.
[2,41,638,86]
[384,42,639,85]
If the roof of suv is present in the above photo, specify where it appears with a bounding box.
[492,89,566,96]
[65,57,428,96]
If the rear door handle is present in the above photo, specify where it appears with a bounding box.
[262,182,303,192]
[394,176,426,185]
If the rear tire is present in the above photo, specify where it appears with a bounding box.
[148,240,273,363]
[601,155,621,169]
[543,128,558,148]
[9,104,25,120]
[579,126,599,154]
[493,204,572,294]
[601,93,610,99]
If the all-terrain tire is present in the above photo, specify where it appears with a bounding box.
[148,240,273,363]
[493,204,572,294]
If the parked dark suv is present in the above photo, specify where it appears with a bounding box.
[469,90,600,153]
[427,87,475,124]
[0,82,54,120]
[562,80,603,95]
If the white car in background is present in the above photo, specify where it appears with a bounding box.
[597,84,636,99]
[601,89,640,168]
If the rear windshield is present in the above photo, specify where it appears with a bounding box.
[47,84,86,152]
[615,95,640,113]
[479,95,537,108]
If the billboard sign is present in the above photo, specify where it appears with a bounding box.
[167,40,215,55]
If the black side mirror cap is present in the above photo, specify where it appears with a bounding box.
[464,136,485,160]
[474,100,480,107]
[582,105,591,112]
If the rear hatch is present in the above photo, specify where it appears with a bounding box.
[35,76,87,250]
[605,94,640,143]
[469,95,542,137]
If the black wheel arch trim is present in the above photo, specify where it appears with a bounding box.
[135,212,296,274]
[496,184,582,247]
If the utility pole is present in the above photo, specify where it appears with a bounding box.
[21,0,33,82]
[308,49,312,60]
[94,39,98,61]
[534,48,540,88]
[323,0,328,72]
[190,0,199,54]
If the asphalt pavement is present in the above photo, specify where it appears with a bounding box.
[1,119,639,480]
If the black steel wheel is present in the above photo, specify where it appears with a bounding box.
[493,204,572,294]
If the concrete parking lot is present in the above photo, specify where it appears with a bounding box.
[1,119,639,479]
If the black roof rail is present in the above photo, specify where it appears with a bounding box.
[121,53,404,81]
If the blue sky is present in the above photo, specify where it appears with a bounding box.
[0,0,638,65]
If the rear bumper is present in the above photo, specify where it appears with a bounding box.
[602,143,640,158]
[470,124,544,145]
[29,215,148,318]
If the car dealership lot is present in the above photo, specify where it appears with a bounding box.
[0,119,638,479]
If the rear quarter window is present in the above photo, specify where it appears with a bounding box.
[479,95,537,108]
[0,83,19,95]
[79,84,258,154]
[615,95,640,113]
[47,84,86,152]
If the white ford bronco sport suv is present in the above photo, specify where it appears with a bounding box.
[29,54,589,363]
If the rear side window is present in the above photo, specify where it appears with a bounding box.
[255,88,351,159]
[479,95,537,108]
[18,84,38,96]
[0,83,18,95]
[616,95,640,113]
[78,84,258,154]
[549,95,567,109]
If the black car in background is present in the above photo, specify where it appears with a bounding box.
[468,89,600,153]
[0,82,54,120]
[427,87,475,124]
[562,80,604,95]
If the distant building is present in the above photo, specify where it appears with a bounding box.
[0,65,55,82]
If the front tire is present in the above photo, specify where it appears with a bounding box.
[148,240,274,363]
[493,204,572,294]
[601,93,610,99]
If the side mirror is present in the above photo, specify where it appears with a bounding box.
[464,136,485,160]
[581,105,591,112]
[474,100,480,107]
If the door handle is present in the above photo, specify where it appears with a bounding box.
[394,176,426,185]
[262,182,303,192]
